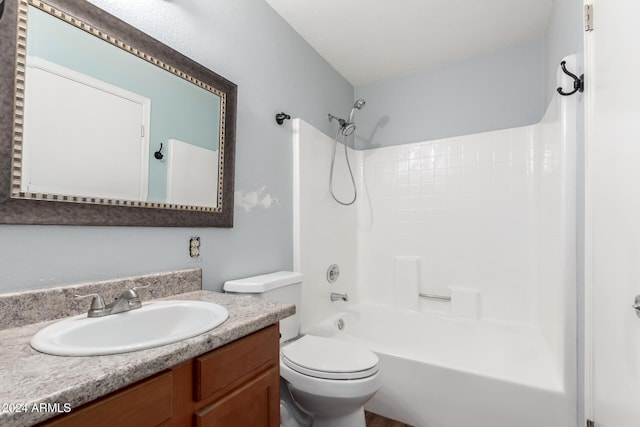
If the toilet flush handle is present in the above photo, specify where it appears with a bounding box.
[633,295,640,318]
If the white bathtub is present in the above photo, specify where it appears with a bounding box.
[304,304,575,427]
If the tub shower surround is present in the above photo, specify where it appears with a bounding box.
[0,269,294,426]
[293,59,577,427]
[358,124,538,322]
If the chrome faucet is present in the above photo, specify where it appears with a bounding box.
[330,292,349,302]
[75,284,150,318]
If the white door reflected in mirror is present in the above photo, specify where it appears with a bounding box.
[17,4,224,210]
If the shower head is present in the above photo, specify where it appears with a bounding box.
[328,99,366,137]
[342,123,357,136]
[348,98,366,124]
[329,113,355,136]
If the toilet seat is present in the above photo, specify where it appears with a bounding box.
[281,335,379,380]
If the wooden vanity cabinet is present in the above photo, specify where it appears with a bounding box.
[39,371,174,427]
[39,325,280,427]
[173,323,280,426]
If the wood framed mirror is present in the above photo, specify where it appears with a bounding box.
[0,0,236,227]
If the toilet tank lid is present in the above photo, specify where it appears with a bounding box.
[223,271,303,293]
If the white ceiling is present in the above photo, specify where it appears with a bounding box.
[265,0,552,86]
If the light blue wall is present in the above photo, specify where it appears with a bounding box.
[544,0,584,105]
[353,38,545,149]
[27,6,220,203]
[0,0,353,293]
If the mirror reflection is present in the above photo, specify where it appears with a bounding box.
[16,3,224,209]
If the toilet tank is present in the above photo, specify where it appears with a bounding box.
[223,271,303,342]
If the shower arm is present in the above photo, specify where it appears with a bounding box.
[328,113,347,128]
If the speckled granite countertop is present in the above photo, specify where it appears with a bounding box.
[0,290,294,426]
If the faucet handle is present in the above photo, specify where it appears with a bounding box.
[74,293,106,309]
[126,284,150,299]
[132,284,150,293]
[74,293,107,317]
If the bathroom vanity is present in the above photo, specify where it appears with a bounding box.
[40,325,280,426]
[0,269,294,427]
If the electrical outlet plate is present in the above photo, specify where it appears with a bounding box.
[189,237,200,258]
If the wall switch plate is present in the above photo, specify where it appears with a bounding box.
[189,237,200,258]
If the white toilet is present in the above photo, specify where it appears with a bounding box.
[223,271,380,427]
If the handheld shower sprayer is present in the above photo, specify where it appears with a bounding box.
[348,99,366,123]
[327,99,367,206]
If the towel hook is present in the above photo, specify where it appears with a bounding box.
[557,61,584,96]
[154,143,164,160]
[0,0,5,22]
[275,112,291,125]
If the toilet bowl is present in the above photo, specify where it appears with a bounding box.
[223,271,381,427]
[280,335,380,427]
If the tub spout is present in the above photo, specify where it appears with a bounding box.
[330,292,349,302]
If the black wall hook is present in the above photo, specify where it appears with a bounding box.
[557,61,584,96]
[0,0,5,22]
[154,143,164,160]
[275,112,291,125]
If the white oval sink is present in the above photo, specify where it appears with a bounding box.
[30,300,228,356]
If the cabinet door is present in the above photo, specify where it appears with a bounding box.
[194,324,279,402]
[194,367,279,427]
[39,371,172,427]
